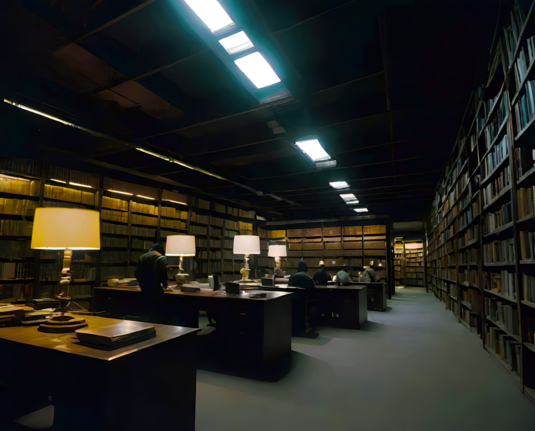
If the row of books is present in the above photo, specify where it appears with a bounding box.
[0,262,33,279]
[512,36,535,91]
[160,230,182,238]
[102,236,129,248]
[458,201,479,231]
[0,220,33,236]
[1,156,41,177]
[485,298,520,336]
[131,214,158,227]
[102,196,128,212]
[517,186,535,218]
[38,264,58,281]
[483,134,509,178]
[190,213,209,225]
[131,239,153,250]
[131,251,143,262]
[503,0,527,67]
[459,225,479,248]
[131,226,156,237]
[519,230,535,260]
[459,248,479,264]
[161,207,188,219]
[459,269,480,286]
[0,198,38,216]
[0,177,40,197]
[200,262,241,273]
[0,239,31,259]
[486,270,517,299]
[43,201,84,209]
[515,79,535,135]
[101,222,128,236]
[483,239,515,265]
[482,95,508,149]
[194,198,210,210]
[131,202,158,216]
[48,166,99,188]
[71,265,95,280]
[190,225,207,236]
[44,185,96,206]
[257,228,286,238]
[485,325,521,373]
[210,216,225,227]
[483,202,512,234]
[197,250,236,260]
[522,273,535,302]
[482,166,511,207]
[101,209,128,223]
[515,147,535,180]
[212,227,222,237]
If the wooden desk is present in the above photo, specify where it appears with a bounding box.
[0,316,199,431]
[94,287,293,381]
[327,281,388,311]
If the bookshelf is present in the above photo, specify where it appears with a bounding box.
[426,0,535,406]
[403,242,424,286]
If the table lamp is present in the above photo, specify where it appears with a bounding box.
[233,235,260,282]
[166,235,196,286]
[31,208,100,333]
[268,244,287,275]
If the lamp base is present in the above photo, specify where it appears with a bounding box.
[38,313,87,333]
[175,273,190,286]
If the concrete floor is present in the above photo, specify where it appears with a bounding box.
[196,287,535,431]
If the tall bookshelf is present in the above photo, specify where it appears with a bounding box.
[426,0,535,406]
[403,242,424,286]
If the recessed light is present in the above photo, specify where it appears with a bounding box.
[346,200,360,204]
[69,182,92,188]
[340,193,357,201]
[329,181,349,189]
[234,52,281,89]
[354,208,368,213]
[185,0,235,33]
[219,31,254,55]
[137,195,156,200]
[295,139,331,162]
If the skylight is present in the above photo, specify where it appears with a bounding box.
[219,31,254,55]
[354,208,368,213]
[234,52,281,89]
[340,193,357,202]
[295,139,331,162]
[329,181,349,189]
[185,0,235,33]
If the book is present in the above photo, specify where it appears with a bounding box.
[75,321,156,350]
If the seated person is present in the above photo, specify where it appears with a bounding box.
[288,261,315,293]
[313,260,332,285]
[336,267,352,285]
[360,261,377,282]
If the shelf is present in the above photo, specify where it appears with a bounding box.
[485,345,522,388]
[0,235,31,240]
[486,317,521,342]
[483,185,511,213]
[0,278,33,284]
[524,342,535,354]
[44,197,96,207]
[521,300,535,309]
[461,300,471,309]
[515,114,535,142]
[516,212,535,225]
[479,115,509,161]
[483,262,515,267]
[517,164,535,187]
[458,239,479,251]
[0,191,39,201]
[460,281,480,290]
[484,289,517,303]
[481,157,510,188]
[102,206,128,213]
[483,221,514,239]
[0,168,42,181]
[458,213,480,234]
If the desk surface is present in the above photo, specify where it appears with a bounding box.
[95,286,292,301]
[0,315,199,361]
[266,283,366,291]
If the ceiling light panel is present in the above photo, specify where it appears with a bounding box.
[329,181,349,189]
[295,139,331,162]
[234,52,281,89]
[354,208,369,213]
[219,31,254,55]
[346,200,360,204]
[340,193,357,201]
[185,0,235,33]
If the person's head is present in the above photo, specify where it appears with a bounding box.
[369,260,374,268]
[319,260,325,268]
[297,260,309,273]
[150,244,165,256]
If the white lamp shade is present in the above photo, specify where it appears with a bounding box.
[166,235,196,256]
[268,244,287,257]
[31,208,100,250]
[233,235,260,255]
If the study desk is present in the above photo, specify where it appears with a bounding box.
[325,281,388,311]
[0,316,199,431]
[93,287,293,381]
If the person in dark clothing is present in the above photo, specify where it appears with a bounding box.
[135,244,169,322]
[313,260,332,285]
[336,267,352,285]
[288,260,317,330]
[288,261,315,293]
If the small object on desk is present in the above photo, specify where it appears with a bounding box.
[225,282,241,294]
[181,284,201,293]
[249,293,267,298]
[262,276,275,287]
[75,320,156,350]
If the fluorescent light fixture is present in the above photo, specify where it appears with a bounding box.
[354,208,368,213]
[185,0,235,33]
[346,200,360,204]
[108,190,133,196]
[137,195,156,200]
[163,199,188,206]
[329,181,349,189]
[340,193,357,201]
[4,99,73,126]
[316,160,337,169]
[234,52,281,89]
[219,31,254,55]
[295,139,330,162]
[69,182,92,188]
[50,179,66,184]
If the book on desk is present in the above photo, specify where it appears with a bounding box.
[75,321,156,350]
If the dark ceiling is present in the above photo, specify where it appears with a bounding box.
[0,0,500,221]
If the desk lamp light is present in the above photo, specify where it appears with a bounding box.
[268,244,287,275]
[166,235,196,286]
[233,235,260,282]
[31,208,100,333]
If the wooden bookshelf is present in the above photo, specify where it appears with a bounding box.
[426,0,535,406]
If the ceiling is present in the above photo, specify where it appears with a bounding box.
[0,0,500,221]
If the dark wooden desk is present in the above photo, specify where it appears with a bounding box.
[93,287,293,381]
[327,281,388,311]
[0,316,199,431]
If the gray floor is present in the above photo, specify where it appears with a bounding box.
[196,287,535,431]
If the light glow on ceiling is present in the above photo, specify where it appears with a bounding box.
[329,181,349,189]
[69,182,92,188]
[234,52,281,89]
[295,139,331,162]
[354,208,368,213]
[219,31,254,55]
[185,0,235,33]
[340,193,357,202]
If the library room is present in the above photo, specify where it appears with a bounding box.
[1,0,535,430]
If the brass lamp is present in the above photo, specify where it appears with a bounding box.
[31,208,100,333]
[268,244,287,275]
[165,235,196,286]
[233,235,260,282]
